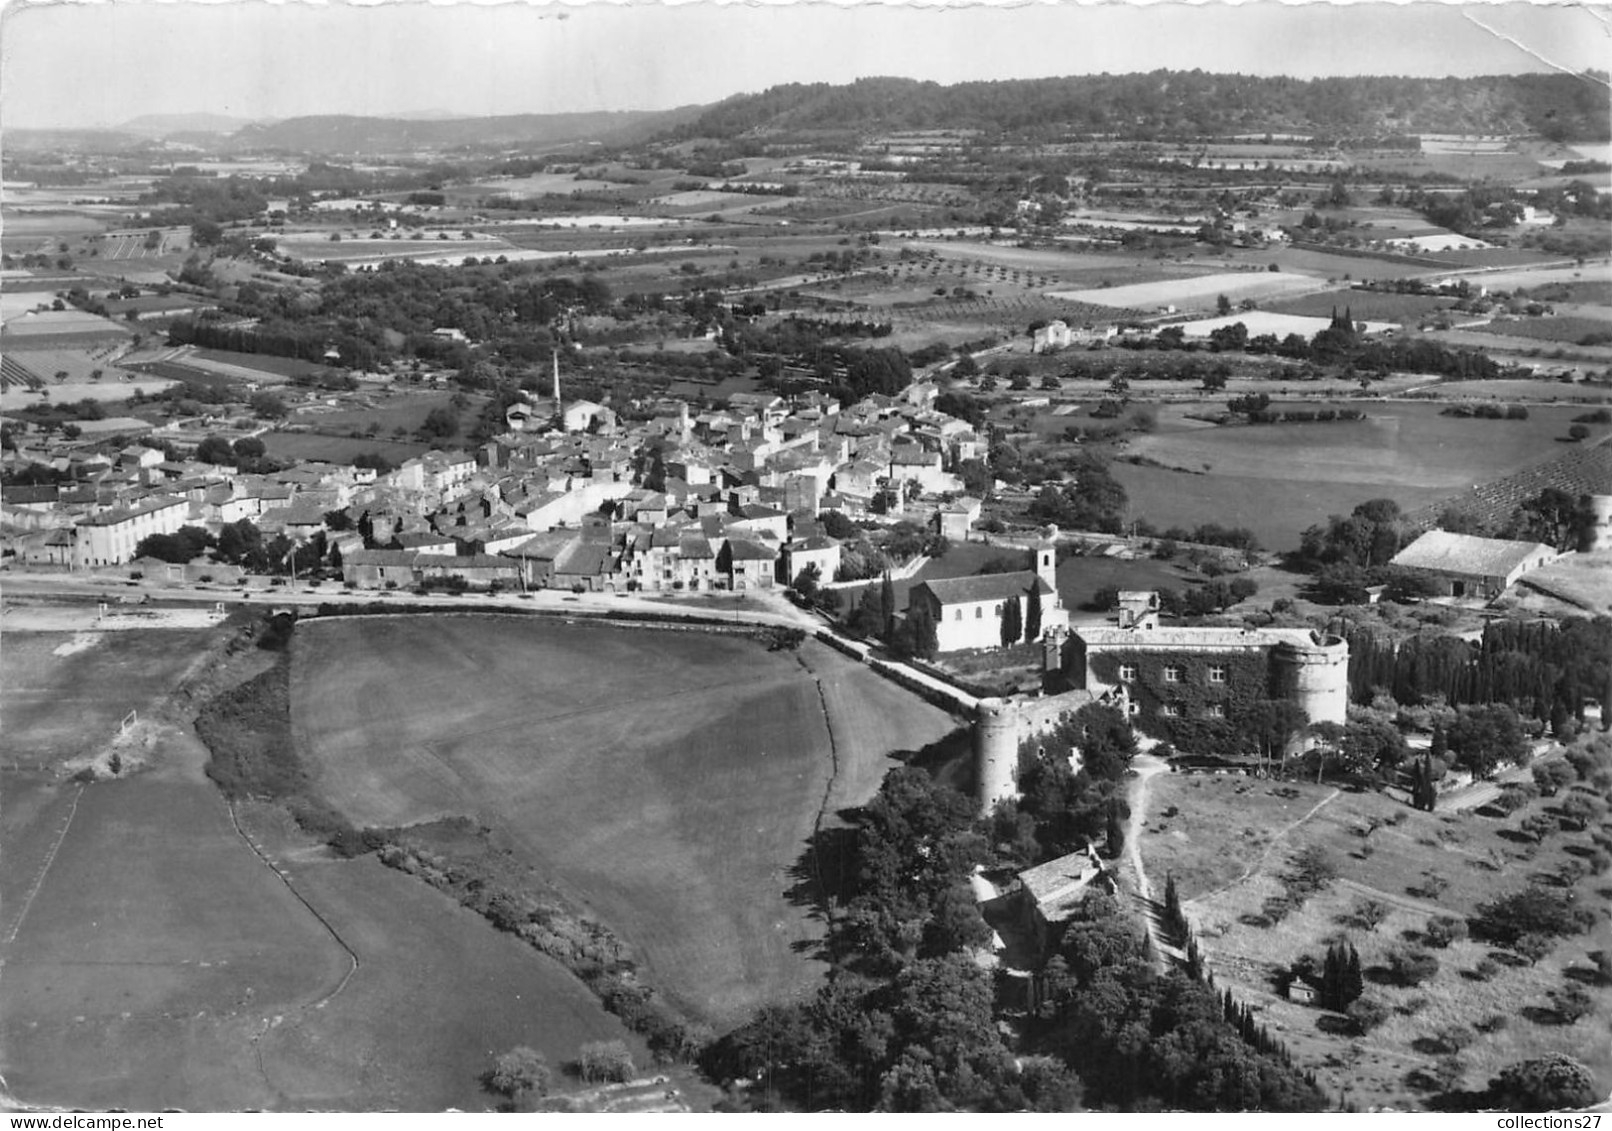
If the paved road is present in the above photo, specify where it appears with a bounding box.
[1,568,979,711]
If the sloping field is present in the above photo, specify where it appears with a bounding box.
[0,763,350,1111]
[1139,771,1611,1110]
[291,615,957,1023]
[1127,402,1604,491]
[1,627,218,766]
[0,620,643,1111]
[1109,402,1612,549]
[1052,270,1321,311]
[1113,461,1454,553]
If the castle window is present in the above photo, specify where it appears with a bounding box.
[1127,701,1141,717]
[1209,665,1228,684]
[1161,703,1181,717]
[976,607,983,619]
[955,609,963,621]
[1207,703,1225,718]
[1118,664,1138,683]
[1164,665,1183,683]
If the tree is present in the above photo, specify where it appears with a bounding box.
[1024,582,1044,643]
[420,406,459,440]
[249,391,288,419]
[216,519,263,566]
[233,435,267,462]
[577,1040,635,1084]
[1559,790,1607,832]
[1387,946,1439,987]
[1346,995,1390,1034]
[1000,596,1022,647]
[906,600,939,660]
[881,572,897,642]
[1216,293,1233,316]
[1103,802,1124,858]
[847,583,886,640]
[486,1046,551,1105]
[1548,983,1593,1024]
[134,525,215,564]
[1489,1054,1599,1112]
[1470,885,1595,948]
[792,563,823,602]
[195,434,235,465]
[1410,753,1439,812]
[1447,704,1528,780]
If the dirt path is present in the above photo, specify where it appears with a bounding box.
[1122,753,1173,967]
[1186,787,1342,910]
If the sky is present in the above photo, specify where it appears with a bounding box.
[2,0,1610,129]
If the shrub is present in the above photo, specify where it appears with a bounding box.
[1471,885,1596,947]
[1489,1054,1599,1111]
[1347,995,1391,1034]
[485,1046,551,1105]
[1388,946,1440,987]
[577,1039,636,1084]
[1423,915,1467,948]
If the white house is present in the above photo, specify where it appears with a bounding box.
[73,495,190,568]
[907,529,1068,653]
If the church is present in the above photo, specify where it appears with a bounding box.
[906,527,1069,653]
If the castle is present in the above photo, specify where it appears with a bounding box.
[973,591,1349,813]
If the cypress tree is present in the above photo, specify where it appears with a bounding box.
[880,571,896,642]
[1164,872,1183,940]
[1321,945,1340,1011]
[1104,802,1125,858]
[1025,582,1043,642]
[1001,595,1023,647]
[1344,945,1364,1007]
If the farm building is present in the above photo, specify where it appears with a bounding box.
[1064,591,1348,748]
[907,528,1068,653]
[935,496,983,540]
[1033,320,1072,353]
[1389,530,1559,600]
[1015,846,1112,954]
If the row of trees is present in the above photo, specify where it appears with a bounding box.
[1345,616,1611,734]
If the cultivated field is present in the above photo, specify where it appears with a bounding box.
[0,626,218,766]
[0,619,643,1111]
[1265,290,1456,323]
[1137,767,1611,1111]
[1123,401,1611,491]
[290,615,959,1024]
[1052,270,1323,311]
[1111,461,1450,553]
[1102,397,1612,550]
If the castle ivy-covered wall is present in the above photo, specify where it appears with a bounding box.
[1089,648,1274,755]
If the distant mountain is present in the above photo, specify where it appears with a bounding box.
[669,71,1612,142]
[227,107,706,154]
[5,129,152,153]
[118,112,257,136]
[377,109,472,122]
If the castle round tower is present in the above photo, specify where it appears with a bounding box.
[975,697,1020,815]
[1272,632,1349,732]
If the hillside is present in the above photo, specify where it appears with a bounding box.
[225,107,705,154]
[117,112,257,136]
[671,71,1612,142]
